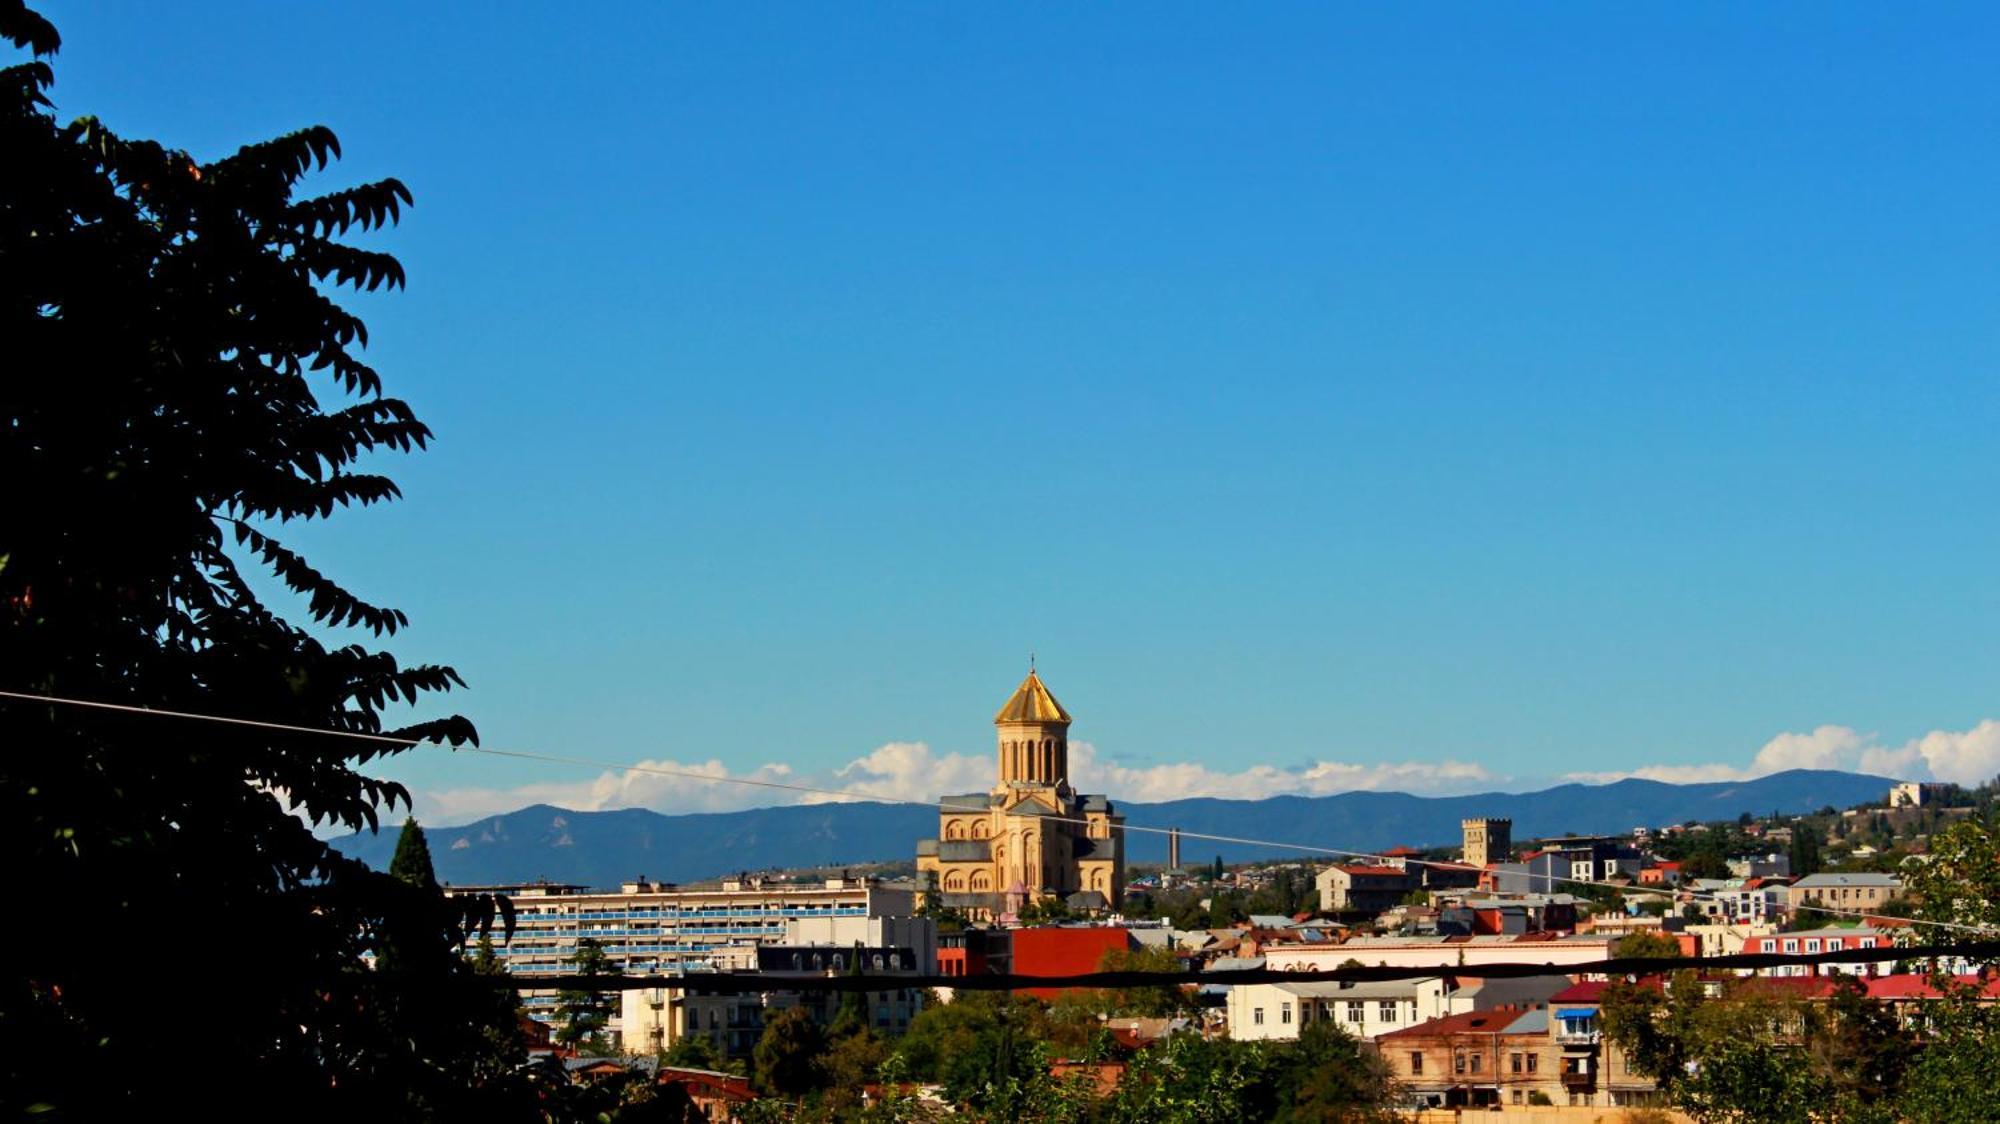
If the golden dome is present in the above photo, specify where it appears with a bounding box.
[994,669,1072,725]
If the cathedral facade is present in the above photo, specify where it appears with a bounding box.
[915,670,1125,918]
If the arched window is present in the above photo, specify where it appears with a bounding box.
[945,871,965,891]
[971,870,991,892]
[945,820,964,840]
[971,820,989,839]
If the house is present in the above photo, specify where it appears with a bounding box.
[1727,854,1791,880]
[1227,977,1451,1042]
[1316,864,1418,913]
[1713,880,1790,923]
[1542,981,1667,1110]
[1226,974,1572,1044]
[1436,894,1579,936]
[1744,926,1892,977]
[1636,862,1682,887]
[1684,920,1777,959]
[656,1067,757,1121]
[1375,1007,1560,1109]
[1864,974,2000,1029]
[1787,872,1903,916]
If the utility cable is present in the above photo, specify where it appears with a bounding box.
[1,687,1985,935]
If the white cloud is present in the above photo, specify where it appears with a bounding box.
[1561,719,2000,788]
[1070,742,1496,802]
[406,739,1504,826]
[1902,720,2000,787]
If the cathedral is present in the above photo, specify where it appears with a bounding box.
[915,669,1125,918]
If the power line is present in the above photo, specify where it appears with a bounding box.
[2,687,1985,935]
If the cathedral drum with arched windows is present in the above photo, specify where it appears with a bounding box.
[915,670,1125,920]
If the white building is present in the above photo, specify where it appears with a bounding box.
[1684,921,1777,960]
[1225,974,1572,1043]
[1745,927,1892,977]
[1228,978,1448,1042]
[450,875,919,1042]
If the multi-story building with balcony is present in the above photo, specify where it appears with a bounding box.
[450,874,918,1043]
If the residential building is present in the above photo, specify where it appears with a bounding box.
[1436,894,1579,935]
[1315,863,1417,913]
[1713,881,1790,923]
[622,942,929,1059]
[1269,933,1617,974]
[916,670,1126,918]
[1227,978,1452,1043]
[1684,920,1777,960]
[1787,872,1903,915]
[1745,926,1891,977]
[1377,1007,1560,1110]
[451,875,917,1041]
[1544,980,1667,1109]
[1727,854,1791,880]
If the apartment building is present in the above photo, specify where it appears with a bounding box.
[622,941,930,1059]
[1787,872,1903,915]
[450,874,919,1038]
[1745,926,1891,977]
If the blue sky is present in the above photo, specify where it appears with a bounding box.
[38,3,2000,822]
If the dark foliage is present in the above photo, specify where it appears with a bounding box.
[0,5,524,1117]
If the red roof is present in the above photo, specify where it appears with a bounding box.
[1377,1008,1535,1040]
[1657,862,1682,871]
[1382,846,1423,857]
[1866,975,2000,1000]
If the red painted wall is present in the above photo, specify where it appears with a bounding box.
[1011,928,1134,1000]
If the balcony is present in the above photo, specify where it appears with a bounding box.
[1556,1030,1602,1047]
[1561,1070,1596,1090]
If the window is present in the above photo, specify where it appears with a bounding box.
[1527,1053,1538,1073]
[1806,939,1821,953]
[1253,1007,1265,1026]
[1410,1053,1423,1075]
[1454,1053,1466,1075]
[1783,939,1798,953]
[1280,1003,1292,1025]
[1470,1054,1482,1073]
[1511,1052,1523,1074]
[1379,1000,1397,1024]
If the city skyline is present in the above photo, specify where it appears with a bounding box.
[37,3,2000,826]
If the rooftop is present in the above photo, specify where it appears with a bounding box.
[995,669,1072,725]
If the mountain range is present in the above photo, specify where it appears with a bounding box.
[332,768,1893,889]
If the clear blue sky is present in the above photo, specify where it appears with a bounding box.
[37,3,2000,820]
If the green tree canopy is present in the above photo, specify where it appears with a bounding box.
[555,938,617,1055]
[753,1005,830,1098]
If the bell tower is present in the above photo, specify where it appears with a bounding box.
[994,667,1071,787]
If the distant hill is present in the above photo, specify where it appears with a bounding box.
[332,768,1892,889]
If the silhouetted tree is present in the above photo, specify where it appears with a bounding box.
[0,6,517,1116]
[389,816,440,890]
